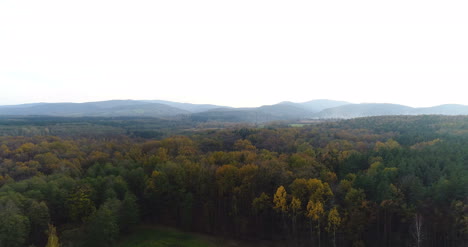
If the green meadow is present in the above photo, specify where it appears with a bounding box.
[118,226,220,247]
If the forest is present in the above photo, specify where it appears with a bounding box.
[0,115,466,247]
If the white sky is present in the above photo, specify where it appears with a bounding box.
[0,0,467,107]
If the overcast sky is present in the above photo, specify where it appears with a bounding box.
[0,0,467,107]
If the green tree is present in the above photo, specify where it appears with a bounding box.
[85,205,119,247]
[119,192,139,233]
[0,200,30,247]
[27,200,50,245]
[67,185,95,223]
[252,192,271,215]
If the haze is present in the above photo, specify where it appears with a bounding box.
[1,0,467,108]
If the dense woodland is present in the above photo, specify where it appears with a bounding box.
[0,115,466,247]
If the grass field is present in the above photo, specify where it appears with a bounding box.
[289,123,306,127]
[117,225,281,247]
[117,226,222,247]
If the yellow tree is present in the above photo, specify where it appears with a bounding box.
[290,196,302,244]
[273,186,288,234]
[273,186,288,212]
[45,224,60,247]
[327,207,341,247]
[308,178,333,204]
[306,200,324,247]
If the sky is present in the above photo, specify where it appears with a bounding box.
[0,0,467,108]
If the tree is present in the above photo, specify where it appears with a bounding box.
[215,165,239,197]
[412,213,423,247]
[180,192,194,230]
[85,205,119,247]
[451,200,468,244]
[273,186,288,235]
[0,200,30,247]
[290,197,302,245]
[307,200,324,247]
[252,192,272,237]
[234,139,256,151]
[27,201,50,245]
[67,185,95,223]
[252,192,271,215]
[119,192,139,233]
[327,207,341,247]
[308,178,333,205]
[45,224,60,247]
[290,178,310,206]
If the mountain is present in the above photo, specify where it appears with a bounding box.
[312,103,415,119]
[192,104,311,123]
[413,104,468,115]
[89,103,190,117]
[1,100,467,120]
[279,99,350,113]
[143,100,228,113]
[0,103,48,109]
[299,99,351,112]
[312,103,468,119]
[0,100,189,117]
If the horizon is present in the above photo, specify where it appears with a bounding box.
[0,98,467,109]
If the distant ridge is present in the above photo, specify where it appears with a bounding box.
[0,100,190,117]
[0,99,467,121]
[143,100,228,113]
[311,103,414,119]
[414,104,468,115]
[311,103,468,119]
[279,99,350,113]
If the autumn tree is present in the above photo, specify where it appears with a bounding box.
[327,207,341,247]
[290,196,302,245]
[45,224,60,247]
[307,200,324,247]
[273,186,288,235]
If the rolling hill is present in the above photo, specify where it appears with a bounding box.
[279,99,351,112]
[0,100,467,121]
[413,104,468,115]
[191,104,311,123]
[0,100,189,117]
[143,100,228,113]
[311,103,415,119]
[311,103,468,119]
